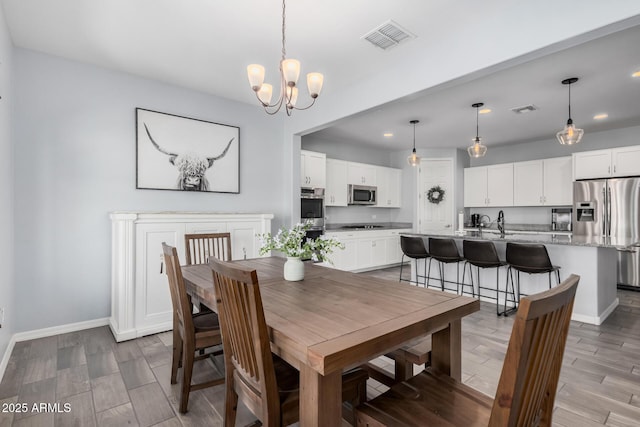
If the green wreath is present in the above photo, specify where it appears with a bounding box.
[426,185,445,204]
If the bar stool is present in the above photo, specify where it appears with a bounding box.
[427,238,463,293]
[461,240,508,311]
[503,242,561,316]
[399,236,429,286]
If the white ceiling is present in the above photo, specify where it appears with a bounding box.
[2,1,640,151]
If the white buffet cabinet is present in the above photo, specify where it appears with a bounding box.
[110,212,273,342]
[323,229,412,272]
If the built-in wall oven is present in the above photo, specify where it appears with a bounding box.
[301,188,325,229]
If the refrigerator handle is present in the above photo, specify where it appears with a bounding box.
[602,187,607,236]
[608,186,612,236]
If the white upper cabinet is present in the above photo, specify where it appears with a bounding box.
[612,146,640,177]
[542,157,573,205]
[374,166,401,208]
[300,150,326,188]
[514,157,572,206]
[347,162,376,185]
[487,163,514,207]
[464,164,514,207]
[573,145,640,180]
[325,159,348,206]
[573,149,612,180]
[463,167,488,207]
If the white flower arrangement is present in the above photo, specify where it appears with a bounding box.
[258,221,344,263]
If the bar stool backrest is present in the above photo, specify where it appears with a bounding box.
[429,238,461,262]
[463,240,501,267]
[506,243,553,273]
[400,236,429,259]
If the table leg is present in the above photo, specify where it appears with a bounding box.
[430,319,462,380]
[300,365,342,427]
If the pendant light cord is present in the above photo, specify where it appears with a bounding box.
[413,122,416,150]
[568,82,572,121]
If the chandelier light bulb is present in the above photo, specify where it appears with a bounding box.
[247,64,265,91]
[307,73,324,98]
[286,86,299,108]
[282,59,301,86]
[257,84,273,106]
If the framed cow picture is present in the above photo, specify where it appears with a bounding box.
[136,108,240,193]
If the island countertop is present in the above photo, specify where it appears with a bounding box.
[406,230,639,249]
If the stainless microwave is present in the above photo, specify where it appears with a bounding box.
[348,184,377,205]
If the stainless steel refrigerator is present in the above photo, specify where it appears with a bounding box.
[573,178,640,288]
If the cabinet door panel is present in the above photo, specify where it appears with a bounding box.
[464,167,487,207]
[514,161,543,206]
[612,146,640,177]
[326,159,348,206]
[573,150,611,180]
[487,164,514,206]
[135,225,180,331]
[543,157,572,205]
[227,221,262,260]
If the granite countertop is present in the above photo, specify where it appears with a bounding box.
[410,230,640,249]
[325,222,413,232]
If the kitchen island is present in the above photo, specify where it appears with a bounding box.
[408,230,634,325]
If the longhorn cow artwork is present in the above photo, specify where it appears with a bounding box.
[136,108,240,193]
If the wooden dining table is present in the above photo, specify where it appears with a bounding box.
[181,257,480,427]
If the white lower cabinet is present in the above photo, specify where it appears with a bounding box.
[110,212,273,342]
[324,229,412,271]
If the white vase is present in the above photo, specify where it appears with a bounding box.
[284,257,305,281]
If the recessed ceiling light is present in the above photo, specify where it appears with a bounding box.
[479,108,492,114]
[383,132,393,137]
[593,113,609,120]
[633,70,640,78]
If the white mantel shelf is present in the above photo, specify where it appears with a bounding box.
[110,211,273,342]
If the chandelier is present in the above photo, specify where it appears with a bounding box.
[246,0,324,116]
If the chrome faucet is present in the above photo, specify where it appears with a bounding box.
[497,210,505,237]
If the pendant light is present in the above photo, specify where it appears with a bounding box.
[556,77,584,145]
[468,103,487,158]
[407,120,420,166]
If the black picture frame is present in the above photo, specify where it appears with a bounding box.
[136,108,240,193]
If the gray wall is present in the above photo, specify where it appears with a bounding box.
[12,49,286,333]
[0,4,14,360]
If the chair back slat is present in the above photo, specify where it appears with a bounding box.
[489,274,578,426]
[209,257,281,423]
[185,232,232,265]
[161,243,194,338]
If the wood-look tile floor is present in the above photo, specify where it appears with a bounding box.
[1,266,639,426]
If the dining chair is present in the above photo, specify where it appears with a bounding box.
[209,257,369,426]
[161,243,225,413]
[356,274,580,427]
[184,232,232,265]
[184,232,232,316]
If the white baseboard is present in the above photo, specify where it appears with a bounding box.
[1,317,111,382]
[571,297,619,326]
[13,317,110,343]
[0,335,17,383]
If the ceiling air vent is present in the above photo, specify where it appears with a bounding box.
[510,104,539,114]
[362,20,416,50]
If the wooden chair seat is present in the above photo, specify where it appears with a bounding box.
[357,274,580,427]
[357,368,493,426]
